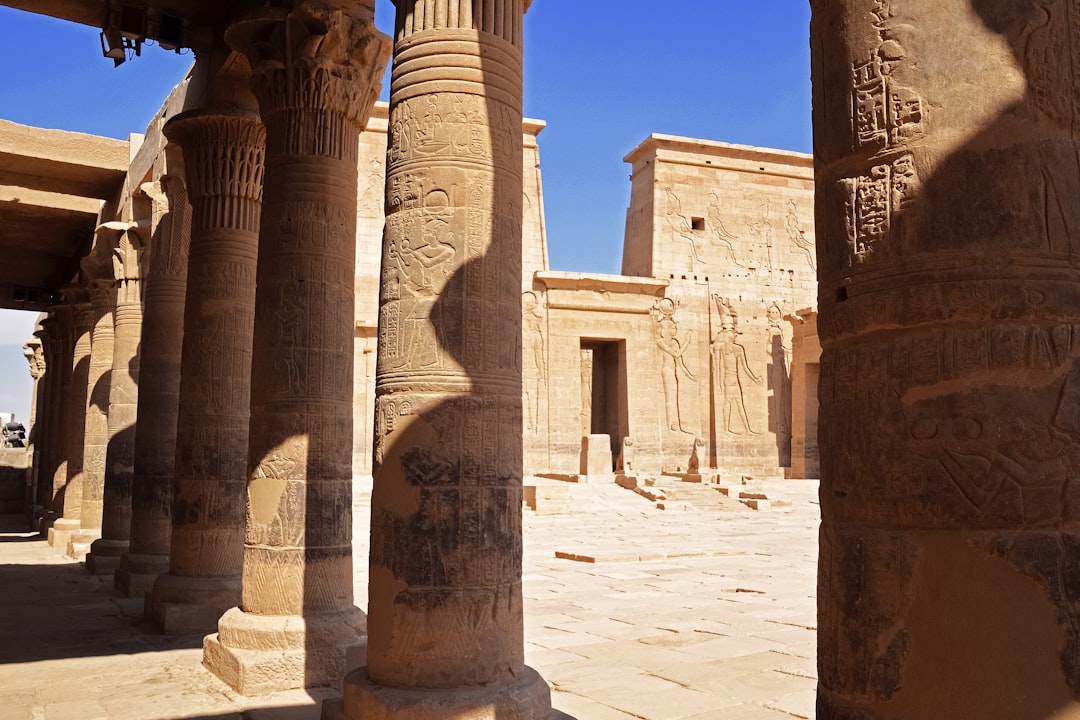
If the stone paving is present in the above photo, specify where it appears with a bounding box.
[0,478,819,720]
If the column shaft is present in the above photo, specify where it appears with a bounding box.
[204,3,390,694]
[147,109,265,635]
[117,175,191,596]
[331,1,554,717]
[35,314,70,525]
[89,227,144,574]
[49,299,94,550]
[813,0,1080,716]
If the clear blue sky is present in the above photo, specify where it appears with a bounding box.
[0,1,812,419]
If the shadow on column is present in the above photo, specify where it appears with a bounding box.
[815,1,1080,718]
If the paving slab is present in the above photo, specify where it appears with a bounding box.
[0,478,821,719]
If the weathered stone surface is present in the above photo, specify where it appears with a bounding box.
[813,0,1080,715]
[117,172,191,596]
[88,221,144,573]
[202,2,390,695]
[338,1,553,718]
[68,276,115,560]
[147,99,266,635]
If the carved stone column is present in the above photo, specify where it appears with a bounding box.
[202,3,390,694]
[68,277,116,560]
[329,1,555,718]
[117,175,191,596]
[34,311,72,531]
[49,295,92,550]
[22,335,45,520]
[88,224,145,574]
[147,110,265,634]
[813,1,1080,717]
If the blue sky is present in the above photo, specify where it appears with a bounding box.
[0,1,813,419]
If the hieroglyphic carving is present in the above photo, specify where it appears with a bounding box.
[651,298,696,433]
[851,0,924,152]
[579,347,593,438]
[841,153,919,260]
[522,291,546,432]
[712,297,761,435]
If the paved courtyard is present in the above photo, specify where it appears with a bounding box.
[0,478,820,720]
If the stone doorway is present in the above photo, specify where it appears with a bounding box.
[580,339,628,469]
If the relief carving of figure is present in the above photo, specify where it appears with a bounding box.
[712,297,761,435]
[708,191,741,266]
[765,302,793,437]
[746,202,774,271]
[522,291,547,432]
[785,200,815,271]
[652,298,696,433]
[663,185,704,270]
[391,189,456,368]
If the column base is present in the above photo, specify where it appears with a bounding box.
[204,605,366,696]
[115,552,170,597]
[147,572,240,635]
[67,528,100,561]
[35,509,59,535]
[86,538,128,574]
[48,517,80,549]
[324,665,556,720]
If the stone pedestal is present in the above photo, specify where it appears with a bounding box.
[89,226,144,574]
[117,175,191,597]
[203,3,390,694]
[332,1,554,718]
[813,1,1080,717]
[147,104,265,635]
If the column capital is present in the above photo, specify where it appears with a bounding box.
[23,339,45,380]
[226,2,391,135]
[163,111,266,204]
[140,175,192,281]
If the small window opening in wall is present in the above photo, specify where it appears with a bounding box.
[759,166,765,171]
[837,286,848,302]
[705,160,712,165]
[691,217,705,231]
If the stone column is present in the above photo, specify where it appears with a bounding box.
[329,1,554,718]
[202,2,389,694]
[813,1,1080,717]
[49,296,92,550]
[88,224,145,574]
[22,335,45,519]
[147,108,266,634]
[68,278,115,561]
[33,312,71,531]
[117,175,191,596]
